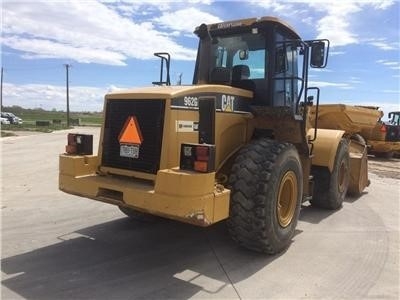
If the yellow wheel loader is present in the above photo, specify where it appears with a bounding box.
[59,17,369,254]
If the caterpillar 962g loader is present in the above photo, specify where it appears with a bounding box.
[59,16,369,254]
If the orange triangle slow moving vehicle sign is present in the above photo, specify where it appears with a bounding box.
[118,116,143,145]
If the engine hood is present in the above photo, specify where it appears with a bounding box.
[106,84,253,100]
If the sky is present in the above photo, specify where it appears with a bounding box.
[1,0,399,118]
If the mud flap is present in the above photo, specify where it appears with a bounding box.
[348,141,370,195]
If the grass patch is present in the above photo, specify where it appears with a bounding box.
[1,106,103,137]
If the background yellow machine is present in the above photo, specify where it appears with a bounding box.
[309,105,400,158]
[59,17,369,254]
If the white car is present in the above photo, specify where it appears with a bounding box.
[1,112,23,124]
[1,117,11,124]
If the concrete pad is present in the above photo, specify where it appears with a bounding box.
[1,127,399,299]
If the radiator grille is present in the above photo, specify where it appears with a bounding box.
[101,99,165,174]
[386,125,400,142]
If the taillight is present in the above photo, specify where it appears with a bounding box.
[179,143,215,173]
[380,124,387,133]
[65,133,93,155]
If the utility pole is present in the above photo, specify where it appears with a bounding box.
[177,73,182,85]
[1,67,3,111]
[64,64,70,127]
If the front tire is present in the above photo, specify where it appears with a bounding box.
[311,139,350,209]
[227,139,303,254]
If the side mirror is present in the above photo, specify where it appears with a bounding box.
[310,40,329,68]
[239,50,249,60]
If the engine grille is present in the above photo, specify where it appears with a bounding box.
[386,125,400,142]
[101,99,165,174]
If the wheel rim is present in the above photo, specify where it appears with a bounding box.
[277,171,298,228]
[338,161,347,193]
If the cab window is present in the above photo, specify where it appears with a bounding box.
[232,49,266,79]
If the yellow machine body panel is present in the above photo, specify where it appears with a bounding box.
[60,155,230,226]
[368,140,400,153]
[309,104,382,134]
[99,84,253,173]
[308,128,345,172]
[310,104,400,155]
[59,84,253,226]
[348,141,370,195]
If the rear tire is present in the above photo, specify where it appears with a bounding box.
[227,139,303,254]
[311,139,349,210]
[350,133,366,145]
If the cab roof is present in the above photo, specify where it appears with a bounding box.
[196,16,300,40]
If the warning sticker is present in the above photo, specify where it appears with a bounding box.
[176,121,199,132]
[119,116,143,145]
[118,116,143,159]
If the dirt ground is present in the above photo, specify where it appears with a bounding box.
[368,156,400,180]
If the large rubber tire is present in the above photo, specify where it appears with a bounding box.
[310,139,350,210]
[227,139,303,254]
[118,206,160,223]
[350,133,366,146]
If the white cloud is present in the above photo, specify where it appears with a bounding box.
[370,0,395,9]
[306,2,361,47]
[301,1,395,47]
[249,0,396,48]
[383,89,400,94]
[370,42,396,51]
[188,0,213,4]
[349,77,363,84]
[376,59,400,70]
[4,37,128,66]
[250,0,295,14]
[309,80,354,89]
[329,51,346,56]
[2,0,197,65]
[155,7,222,34]
[309,68,333,73]
[367,39,399,51]
[2,82,111,111]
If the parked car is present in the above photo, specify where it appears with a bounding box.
[1,116,10,125]
[1,112,23,124]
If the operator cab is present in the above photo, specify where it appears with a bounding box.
[193,17,328,114]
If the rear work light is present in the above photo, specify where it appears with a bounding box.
[380,124,387,133]
[65,133,93,155]
[179,143,216,173]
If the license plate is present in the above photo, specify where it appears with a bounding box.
[120,144,139,158]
